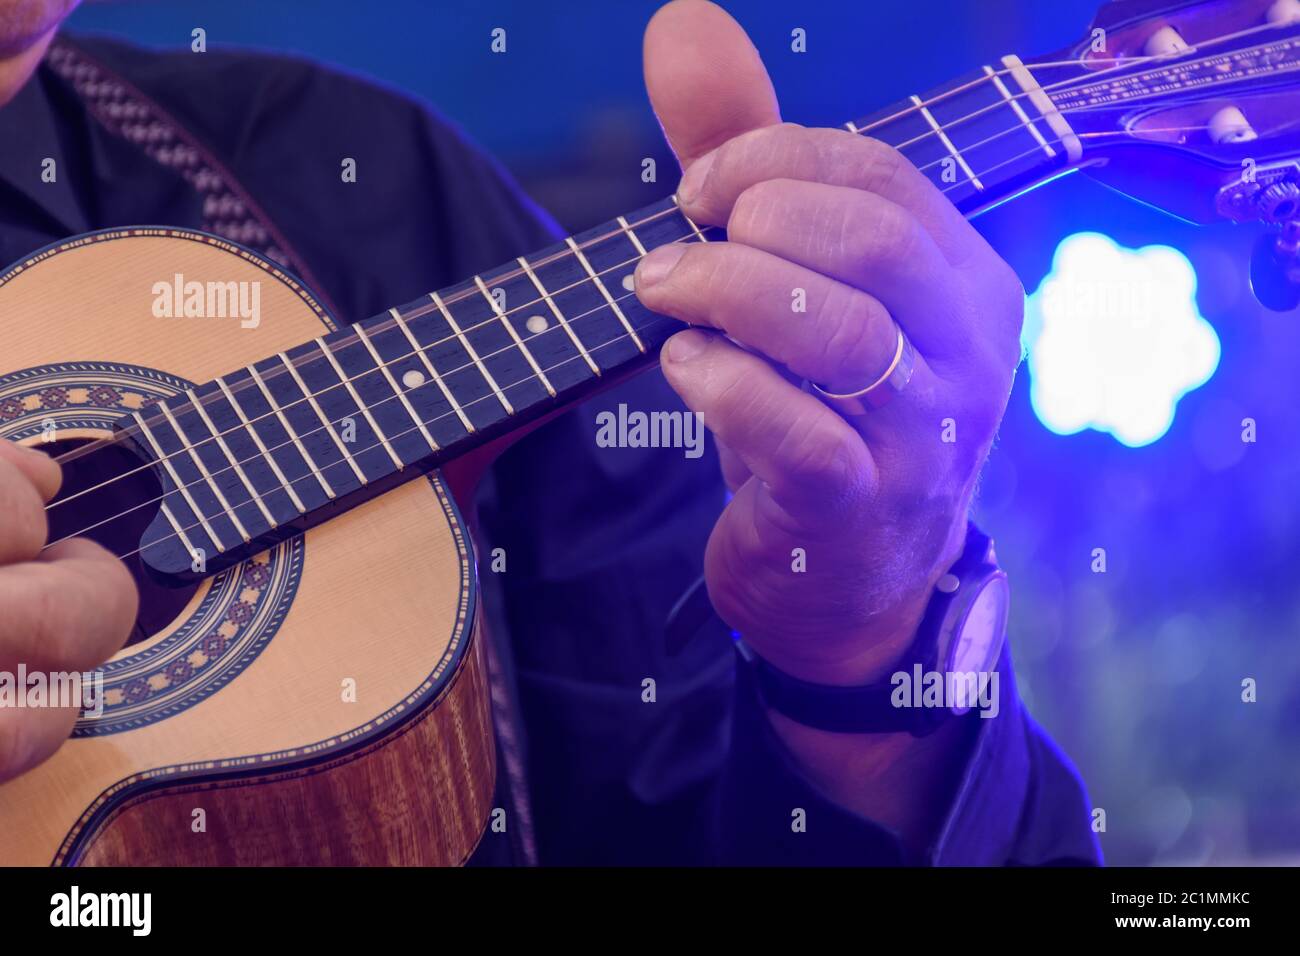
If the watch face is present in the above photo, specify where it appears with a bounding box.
[946,573,1009,715]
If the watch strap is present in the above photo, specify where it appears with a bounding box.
[738,523,995,736]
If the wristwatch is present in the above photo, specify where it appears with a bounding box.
[737,522,1009,736]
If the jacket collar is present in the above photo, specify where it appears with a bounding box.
[0,64,91,236]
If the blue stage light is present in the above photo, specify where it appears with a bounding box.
[1022,233,1220,447]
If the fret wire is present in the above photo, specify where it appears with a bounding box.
[999,55,1082,162]
[387,307,475,434]
[69,215,694,519]
[517,255,600,375]
[430,290,514,415]
[861,23,1282,160]
[983,65,1055,159]
[131,410,227,552]
[54,220,715,526]
[217,376,308,514]
[112,313,685,565]
[617,215,649,257]
[565,236,645,352]
[247,365,337,500]
[52,202,690,487]
[57,274,687,554]
[156,500,199,561]
[909,94,984,191]
[354,324,440,452]
[474,275,556,397]
[185,387,278,528]
[277,352,369,485]
[313,336,405,469]
[159,402,251,542]
[671,196,711,243]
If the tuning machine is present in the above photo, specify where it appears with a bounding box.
[1251,221,1300,312]
[1214,161,1300,311]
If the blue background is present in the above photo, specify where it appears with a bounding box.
[65,0,1300,865]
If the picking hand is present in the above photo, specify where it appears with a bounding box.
[0,440,136,782]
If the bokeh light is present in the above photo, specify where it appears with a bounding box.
[1023,233,1221,447]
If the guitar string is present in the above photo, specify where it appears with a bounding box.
[104,314,691,564]
[49,101,1296,556]
[878,21,1287,149]
[42,16,1286,475]
[41,19,1287,482]
[36,120,1060,512]
[33,27,1294,524]
[40,127,1083,533]
[39,95,1300,548]
[1077,115,1300,138]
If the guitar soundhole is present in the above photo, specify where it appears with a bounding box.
[41,437,200,647]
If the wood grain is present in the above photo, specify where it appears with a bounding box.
[74,617,495,866]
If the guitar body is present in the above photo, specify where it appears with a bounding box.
[0,228,495,865]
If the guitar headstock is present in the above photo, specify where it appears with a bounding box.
[1028,0,1300,308]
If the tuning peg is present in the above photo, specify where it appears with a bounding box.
[1209,106,1259,144]
[1144,25,1190,56]
[1267,0,1300,26]
[1250,228,1300,312]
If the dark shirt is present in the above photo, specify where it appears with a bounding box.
[0,35,1101,866]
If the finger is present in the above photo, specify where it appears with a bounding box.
[644,0,780,171]
[0,457,50,565]
[716,439,752,493]
[0,537,138,674]
[725,179,1004,361]
[677,124,987,267]
[0,439,61,502]
[0,704,79,784]
[659,328,876,523]
[636,239,900,394]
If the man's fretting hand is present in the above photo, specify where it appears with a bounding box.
[636,0,1024,842]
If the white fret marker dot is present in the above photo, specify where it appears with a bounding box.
[402,369,426,389]
[621,274,636,292]
[525,314,548,334]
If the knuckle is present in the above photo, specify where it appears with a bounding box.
[28,573,71,668]
[856,136,909,192]
[840,195,916,266]
[0,464,48,558]
[64,540,138,653]
[817,286,888,384]
[727,179,783,238]
[733,122,803,167]
[709,370,758,426]
[105,558,140,642]
[777,416,866,506]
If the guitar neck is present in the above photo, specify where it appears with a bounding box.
[136,54,1085,580]
[849,56,1081,214]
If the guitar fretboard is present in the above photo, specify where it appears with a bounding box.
[135,54,1083,579]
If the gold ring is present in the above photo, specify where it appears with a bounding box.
[810,325,916,415]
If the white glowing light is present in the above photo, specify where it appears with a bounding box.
[1022,233,1220,447]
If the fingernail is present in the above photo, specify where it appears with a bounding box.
[666,329,710,364]
[677,149,716,207]
[636,243,686,288]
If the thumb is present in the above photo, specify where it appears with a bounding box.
[643,0,781,172]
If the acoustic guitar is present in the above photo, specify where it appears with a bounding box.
[3,0,1299,865]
